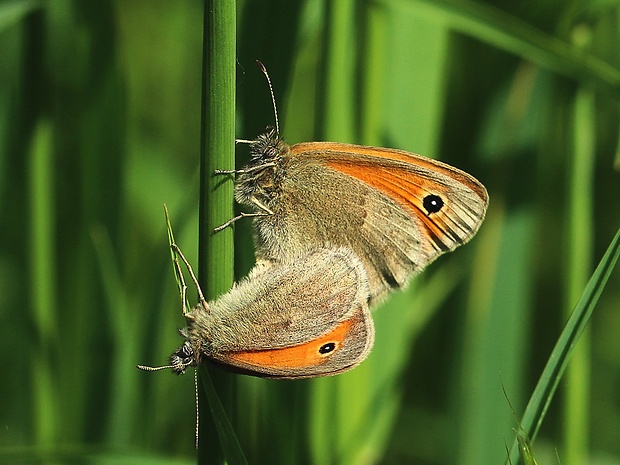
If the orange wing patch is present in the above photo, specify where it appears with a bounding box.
[225,318,354,371]
[325,160,459,248]
[291,142,488,202]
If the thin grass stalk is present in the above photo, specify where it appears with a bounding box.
[388,0,620,96]
[562,84,595,465]
[0,0,41,30]
[505,228,620,464]
[198,0,236,463]
[29,119,58,448]
[319,0,356,142]
[22,6,59,450]
[359,3,386,148]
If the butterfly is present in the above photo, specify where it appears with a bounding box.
[138,244,373,378]
[218,63,488,306]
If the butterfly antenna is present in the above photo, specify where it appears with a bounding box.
[136,364,174,371]
[256,60,279,135]
[194,369,200,449]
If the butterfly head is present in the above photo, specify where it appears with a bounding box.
[250,127,287,163]
[168,340,197,375]
[137,329,199,375]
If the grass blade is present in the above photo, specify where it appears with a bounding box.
[387,0,620,96]
[0,0,41,31]
[199,368,249,465]
[507,227,620,464]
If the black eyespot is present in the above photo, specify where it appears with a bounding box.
[423,194,444,214]
[319,342,336,354]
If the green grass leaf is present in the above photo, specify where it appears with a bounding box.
[507,227,620,464]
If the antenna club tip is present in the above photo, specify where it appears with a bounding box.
[255,60,266,72]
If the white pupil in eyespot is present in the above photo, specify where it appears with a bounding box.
[319,342,336,354]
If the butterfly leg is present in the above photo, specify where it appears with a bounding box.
[214,161,276,176]
[213,211,268,232]
[214,168,237,175]
[213,197,274,232]
[171,243,208,313]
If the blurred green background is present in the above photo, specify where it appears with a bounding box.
[1,0,619,464]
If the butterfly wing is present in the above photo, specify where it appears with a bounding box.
[248,141,487,304]
[296,142,487,248]
[191,247,374,378]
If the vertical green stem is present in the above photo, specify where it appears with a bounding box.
[562,85,594,465]
[359,4,386,147]
[199,0,236,462]
[561,24,594,465]
[29,119,58,448]
[321,0,356,142]
[22,7,59,452]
